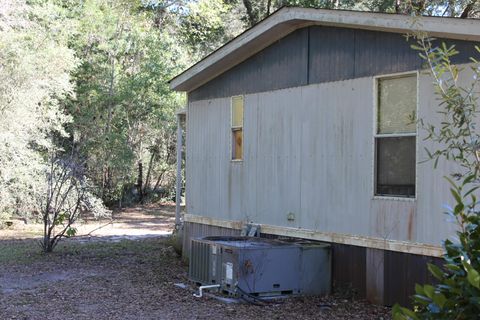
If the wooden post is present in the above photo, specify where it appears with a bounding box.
[175,112,184,228]
[366,248,385,305]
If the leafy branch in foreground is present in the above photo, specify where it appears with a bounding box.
[393,41,480,319]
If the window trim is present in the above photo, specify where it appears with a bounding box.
[231,95,244,162]
[372,71,419,200]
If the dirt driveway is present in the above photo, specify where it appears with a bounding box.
[0,204,176,241]
[0,205,391,320]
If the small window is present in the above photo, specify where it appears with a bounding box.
[375,74,417,198]
[231,96,243,160]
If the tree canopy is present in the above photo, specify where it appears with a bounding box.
[1,0,479,222]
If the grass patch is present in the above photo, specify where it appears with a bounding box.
[0,237,171,266]
[0,240,44,265]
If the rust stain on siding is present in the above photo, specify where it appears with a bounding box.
[407,207,416,241]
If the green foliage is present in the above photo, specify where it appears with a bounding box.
[393,40,480,320]
[414,42,480,174]
[0,0,77,218]
[2,0,479,229]
[179,0,236,59]
[394,175,480,319]
[65,0,185,204]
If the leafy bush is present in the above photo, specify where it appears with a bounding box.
[394,176,480,319]
[40,154,111,253]
[393,39,480,319]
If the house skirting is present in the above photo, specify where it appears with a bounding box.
[182,215,444,306]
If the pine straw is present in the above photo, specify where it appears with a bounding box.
[0,237,391,320]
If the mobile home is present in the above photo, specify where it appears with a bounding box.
[171,7,480,305]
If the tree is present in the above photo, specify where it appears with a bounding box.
[179,0,242,60]
[236,0,480,27]
[0,0,77,220]
[40,152,109,252]
[64,0,186,205]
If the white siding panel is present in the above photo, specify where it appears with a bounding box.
[300,79,372,235]
[255,89,302,226]
[414,68,474,244]
[187,98,230,220]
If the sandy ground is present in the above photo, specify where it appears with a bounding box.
[0,204,176,241]
[0,205,392,320]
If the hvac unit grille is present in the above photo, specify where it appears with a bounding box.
[189,240,211,284]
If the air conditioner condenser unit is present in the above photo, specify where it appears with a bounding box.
[189,236,331,297]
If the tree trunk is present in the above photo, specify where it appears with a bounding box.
[143,151,156,196]
[153,169,166,193]
[137,160,143,202]
[460,1,477,18]
[242,0,256,26]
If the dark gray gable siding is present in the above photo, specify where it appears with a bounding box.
[189,28,309,102]
[189,26,476,102]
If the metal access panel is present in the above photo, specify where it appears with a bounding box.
[299,242,332,295]
[219,239,301,295]
[189,236,331,297]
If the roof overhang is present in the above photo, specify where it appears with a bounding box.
[170,7,480,92]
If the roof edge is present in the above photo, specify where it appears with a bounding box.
[170,7,480,92]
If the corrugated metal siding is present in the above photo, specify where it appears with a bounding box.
[189,28,309,102]
[189,26,476,102]
[384,251,443,307]
[186,70,474,246]
[331,244,366,298]
[298,78,372,235]
[353,29,421,77]
[308,26,355,84]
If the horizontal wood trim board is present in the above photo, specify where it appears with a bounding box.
[183,214,444,257]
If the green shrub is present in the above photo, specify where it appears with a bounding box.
[393,39,480,319]
[394,176,480,319]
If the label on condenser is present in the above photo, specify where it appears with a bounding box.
[212,255,217,277]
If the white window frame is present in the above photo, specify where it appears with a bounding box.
[231,95,244,162]
[372,71,419,201]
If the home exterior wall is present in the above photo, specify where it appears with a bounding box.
[185,71,474,248]
[183,25,478,305]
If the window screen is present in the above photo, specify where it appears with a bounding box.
[375,74,417,198]
[232,96,243,128]
[378,76,416,134]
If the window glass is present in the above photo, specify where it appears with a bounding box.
[232,96,243,127]
[231,96,244,160]
[232,129,243,160]
[378,75,417,134]
[376,136,416,197]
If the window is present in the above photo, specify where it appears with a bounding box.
[231,96,243,160]
[375,74,417,198]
